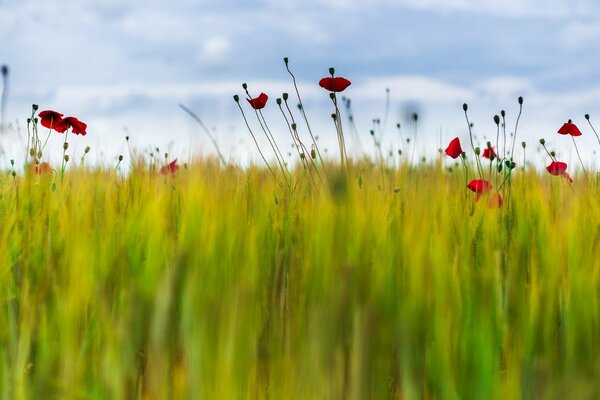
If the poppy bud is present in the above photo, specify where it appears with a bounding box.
[164,153,168,160]
[489,153,496,161]
[518,96,523,105]
[291,123,297,130]
[331,113,337,120]
[282,93,289,101]
[11,171,16,178]
[585,114,590,120]
[501,110,505,117]
[497,163,503,173]
[370,130,375,136]
[64,155,69,162]
[10,159,14,166]
[242,83,247,90]
[276,98,282,105]
[85,146,90,154]
[475,147,481,156]
[539,138,545,145]
[125,136,129,141]
[37,151,42,159]
[311,146,316,159]
[1,65,7,77]
[510,161,516,169]
[399,150,403,156]
[34,118,38,124]
[283,57,289,65]
[32,104,38,111]
[550,151,556,157]
[396,123,401,129]
[27,118,31,124]
[412,112,418,122]
[297,103,302,110]
[461,151,466,159]
[329,67,335,75]
[521,141,526,148]
[463,103,468,111]
[118,155,123,161]
[63,142,69,150]
[233,95,240,102]
[494,115,500,125]
[29,149,35,157]
[505,160,511,168]
[300,152,305,159]
[329,93,335,100]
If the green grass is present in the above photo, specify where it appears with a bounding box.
[0,158,599,399]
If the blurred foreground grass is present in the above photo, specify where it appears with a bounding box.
[0,159,599,399]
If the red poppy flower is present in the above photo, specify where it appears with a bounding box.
[160,159,179,175]
[35,162,52,175]
[546,161,567,175]
[38,110,64,130]
[557,121,582,137]
[488,193,503,209]
[482,147,497,159]
[54,116,87,135]
[445,137,463,159]
[467,179,492,194]
[246,93,268,110]
[319,77,351,92]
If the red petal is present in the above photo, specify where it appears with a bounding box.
[62,117,87,135]
[467,179,492,194]
[161,159,179,175]
[488,193,503,209]
[558,122,582,137]
[319,77,352,92]
[445,137,462,159]
[546,161,567,175]
[562,172,573,183]
[38,110,63,120]
[482,147,497,159]
[246,92,268,110]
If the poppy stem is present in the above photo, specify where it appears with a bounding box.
[235,102,284,191]
[510,101,523,159]
[178,104,227,167]
[585,117,600,148]
[284,60,328,175]
[571,135,589,180]
[60,130,69,183]
[464,109,484,180]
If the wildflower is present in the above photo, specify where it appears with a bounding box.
[160,159,179,175]
[488,193,503,209]
[546,161,567,175]
[54,116,87,135]
[38,110,64,130]
[445,137,463,159]
[319,77,351,92]
[546,161,573,183]
[557,120,582,137]
[467,179,492,194]
[34,162,52,175]
[246,93,268,110]
[482,147,497,159]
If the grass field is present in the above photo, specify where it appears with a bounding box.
[0,156,598,399]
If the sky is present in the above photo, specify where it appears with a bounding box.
[2,0,600,168]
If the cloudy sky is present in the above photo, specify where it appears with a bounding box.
[2,0,600,167]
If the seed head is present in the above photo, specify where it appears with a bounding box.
[501,110,505,117]
[276,98,282,105]
[118,155,123,161]
[32,104,39,111]
[329,67,335,75]
[521,141,526,148]
[283,57,289,65]
[242,83,247,90]
[329,93,335,100]
[125,136,129,141]
[63,142,69,150]
[475,147,481,156]
[1,65,7,77]
[233,94,240,103]
[494,115,500,125]
[539,138,545,145]
[518,96,523,105]
[463,103,468,112]
[585,114,590,120]
[64,155,70,162]
[10,159,14,166]
[331,113,337,121]
[550,151,556,157]
[486,141,492,149]
[84,146,91,154]
[282,93,289,101]
[291,123,297,130]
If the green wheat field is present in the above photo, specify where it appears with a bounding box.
[0,154,599,399]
